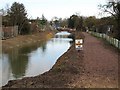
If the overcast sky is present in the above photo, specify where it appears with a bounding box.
[0,0,107,20]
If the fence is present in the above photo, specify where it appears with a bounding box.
[88,31,120,50]
[1,26,18,39]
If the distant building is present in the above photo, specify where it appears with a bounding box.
[1,26,18,40]
[95,25,113,34]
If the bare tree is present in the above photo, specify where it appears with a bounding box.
[99,0,120,39]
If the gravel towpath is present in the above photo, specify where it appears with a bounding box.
[70,32,119,88]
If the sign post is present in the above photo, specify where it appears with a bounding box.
[75,39,83,51]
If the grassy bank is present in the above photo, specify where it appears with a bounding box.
[2,31,55,51]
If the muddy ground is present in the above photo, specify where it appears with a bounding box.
[2,31,119,89]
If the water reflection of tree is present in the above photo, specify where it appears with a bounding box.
[41,42,47,53]
[19,45,37,54]
[6,41,48,79]
[69,40,73,45]
[8,45,39,78]
[8,48,29,78]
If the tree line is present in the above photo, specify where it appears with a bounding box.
[1,2,47,35]
[1,2,31,35]
[57,0,120,40]
[1,1,120,40]
[99,0,120,40]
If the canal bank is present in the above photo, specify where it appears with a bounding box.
[2,31,84,88]
[2,31,118,89]
[1,30,56,87]
[1,31,74,88]
[2,31,55,51]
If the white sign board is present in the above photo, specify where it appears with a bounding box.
[75,39,83,50]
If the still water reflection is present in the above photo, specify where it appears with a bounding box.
[1,31,73,86]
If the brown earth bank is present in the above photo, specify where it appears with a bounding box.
[2,31,56,51]
[2,32,119,89]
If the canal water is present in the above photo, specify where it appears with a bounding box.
[0,31,73,87]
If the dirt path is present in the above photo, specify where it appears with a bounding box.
[2,32,119,89]
[70,32,119,88]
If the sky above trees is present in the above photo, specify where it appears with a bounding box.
[1,0,107,20]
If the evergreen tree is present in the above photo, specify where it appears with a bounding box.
[8,2,30,34]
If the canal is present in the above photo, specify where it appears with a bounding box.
[0,31,73,87]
